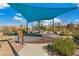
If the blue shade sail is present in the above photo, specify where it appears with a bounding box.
[8,3,77,22]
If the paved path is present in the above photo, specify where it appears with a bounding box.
[19,43,48,56]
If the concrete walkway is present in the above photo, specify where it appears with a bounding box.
[18,43,48,56]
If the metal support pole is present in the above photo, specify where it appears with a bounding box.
[38,21,41,33]
[26,21,28,33]
[32,22,33,32]
[58,23,60,31]
[53,19,54,32]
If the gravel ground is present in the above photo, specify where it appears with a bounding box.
[0,41,22,56]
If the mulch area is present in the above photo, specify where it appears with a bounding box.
[26,37,53,44]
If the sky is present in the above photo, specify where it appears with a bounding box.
[0,3,79,27]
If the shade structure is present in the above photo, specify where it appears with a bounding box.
[8,3,77,22]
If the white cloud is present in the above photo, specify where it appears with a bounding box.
[54,18,62,23]
[75,19,79,22]
[0,3,10,9]
[43,18,62,26]
[77,4,79,7]
[16,13,22,16]
[42,20,51,26]
[74,19,79,24]
[13,13,26,23]
[43,22,48,26]
[44,20,50,25]
[13,16,26,23]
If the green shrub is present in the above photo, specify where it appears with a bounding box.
[72,32,79,45]
[73,32,79,38]
[52,38,75,56]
